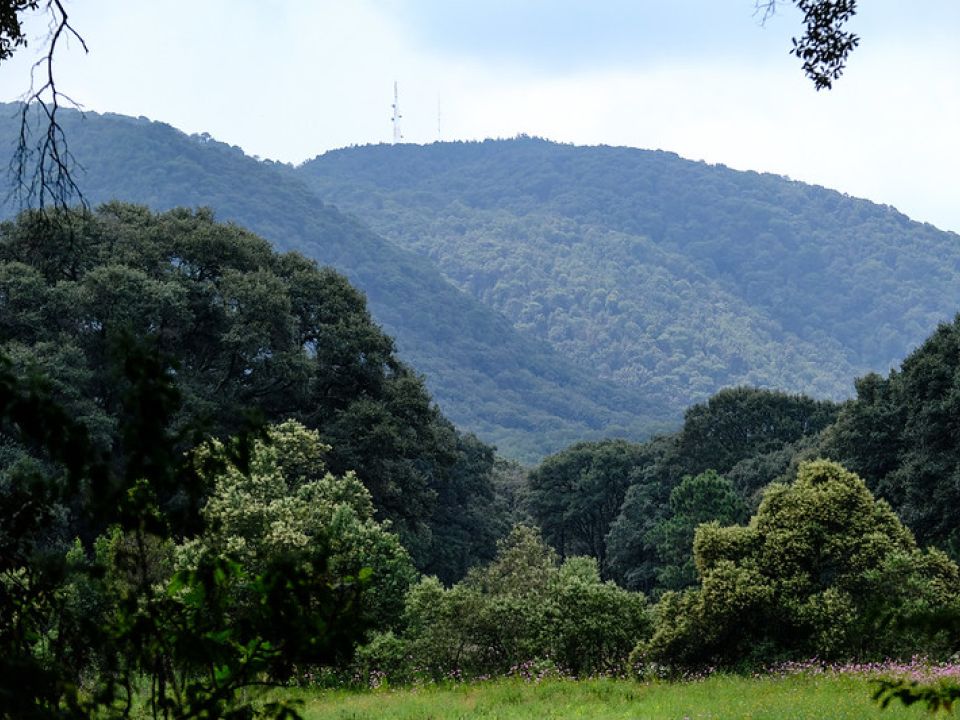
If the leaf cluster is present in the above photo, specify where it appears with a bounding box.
[790,0,860,90]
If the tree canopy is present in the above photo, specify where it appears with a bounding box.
[528,439,649,567]
[824,314,960,559]
[0,203,501,578]
[605,388,839,593]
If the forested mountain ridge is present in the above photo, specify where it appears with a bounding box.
[0,106,671,461]
[298,138,960,411]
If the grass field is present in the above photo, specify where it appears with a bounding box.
[285,674,935,719]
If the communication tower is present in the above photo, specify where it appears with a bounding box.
[391,81,403,144]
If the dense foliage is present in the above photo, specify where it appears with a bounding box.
[645,470,747,592]
[0,340,372,719]
[299,137,960,416]
[636,460,960,671]
[178,420,416,631]
[0,105,671,462]
[604,388,839,593]
[823,314,960,560]
[528,439,648,567]
[0,204,509,580]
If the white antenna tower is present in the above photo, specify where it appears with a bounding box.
[437,95,442,141]
[391,81,403,144]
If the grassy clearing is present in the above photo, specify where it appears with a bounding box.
[286,674,932,720]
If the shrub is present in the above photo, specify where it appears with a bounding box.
[641,460,960,670]
[381,526,650,681]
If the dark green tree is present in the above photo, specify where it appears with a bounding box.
[676,386,840,475]
[647,470,748,593]
[0,204,468,554]
[825,315,960,558]
[528,439,648,567]
[416,432,505,585]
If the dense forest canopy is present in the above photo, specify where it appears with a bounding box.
[523,387,841,594]
[0,106,671,462]
[298,137,960,414]
[0,204,509,579]
[823,315,960,558]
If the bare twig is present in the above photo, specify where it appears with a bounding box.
[754,1,779,25]
[8,0,88,212]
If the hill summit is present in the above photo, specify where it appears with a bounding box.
[299,137,960,411]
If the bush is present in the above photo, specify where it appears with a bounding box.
[382,526,651,681]
[641,460,960,670]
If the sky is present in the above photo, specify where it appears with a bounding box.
[1,0,958,232]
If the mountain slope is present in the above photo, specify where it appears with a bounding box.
[297,137,960,412]
[0,107,670,462]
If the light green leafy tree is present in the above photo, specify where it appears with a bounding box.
[178,419,416,630]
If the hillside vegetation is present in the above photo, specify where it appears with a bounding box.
[299,138,960,411]
[0,107,670,461]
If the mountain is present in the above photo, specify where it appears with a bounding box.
[297,137,960,412]
[0,106,670,462]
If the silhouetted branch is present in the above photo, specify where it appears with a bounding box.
[7,0,87,211]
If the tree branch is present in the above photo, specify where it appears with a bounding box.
[754,0,859,90]
[8,0,88,211]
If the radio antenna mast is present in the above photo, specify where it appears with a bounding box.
[391,81,403,144]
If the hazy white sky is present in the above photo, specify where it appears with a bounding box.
[1,1,958,232]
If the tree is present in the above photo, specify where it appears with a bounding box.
[416,432,504,585]
[528,439,647,567]
[178,419,417,632]
[373,525,650,681]
[824,314,960,559]
[646,470,748,593]
[675,387,840,475]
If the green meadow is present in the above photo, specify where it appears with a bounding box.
[289,675,931,720]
